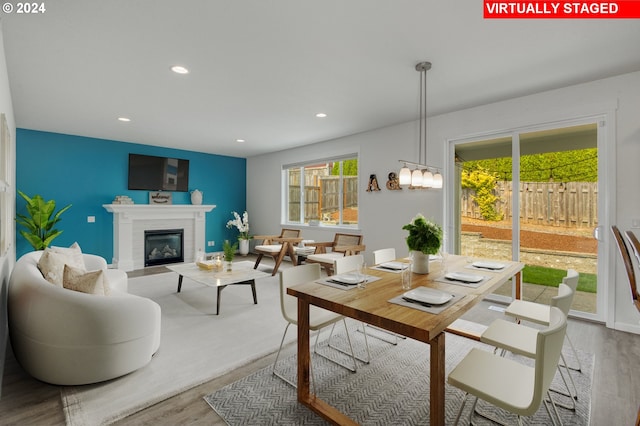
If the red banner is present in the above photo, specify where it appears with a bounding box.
[484,1,640,18]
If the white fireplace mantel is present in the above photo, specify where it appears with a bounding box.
[103,204,216,271]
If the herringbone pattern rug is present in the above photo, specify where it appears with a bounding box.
[205,328,593,425]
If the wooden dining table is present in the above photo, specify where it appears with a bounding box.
[287,254,524,426]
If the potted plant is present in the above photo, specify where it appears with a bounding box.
[402,214,442,274]
[226,211,251,255]
[222,240,238,271]
[15,190,72,250]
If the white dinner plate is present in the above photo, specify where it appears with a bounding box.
[472,261,506,270]
[331,273,361,284]
[403,287,453,305]
[445,272,484,283]
[378,261,409,271]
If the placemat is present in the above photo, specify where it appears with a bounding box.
[370,264,407,274]
[388,290,464,314]
[433,274,489,288]
[464,264,506,273]
[315,274,381,290]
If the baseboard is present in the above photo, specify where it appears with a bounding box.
[613,320,640,335]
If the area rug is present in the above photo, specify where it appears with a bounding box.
[61,262,293,426]
[205,332,593,425]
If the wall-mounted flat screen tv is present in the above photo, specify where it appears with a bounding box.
[128,153,190,192]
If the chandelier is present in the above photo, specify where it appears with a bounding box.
[398,61,442,189]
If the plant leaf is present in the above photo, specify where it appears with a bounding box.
[15,191,72,249]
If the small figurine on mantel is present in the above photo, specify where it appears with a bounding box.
[366,174,381,192]
[112,195,134,204]
[386,172,402,190]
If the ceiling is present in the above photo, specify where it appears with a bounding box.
[2,1,639,158]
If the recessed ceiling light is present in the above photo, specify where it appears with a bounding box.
[236,139,245,143]
[118,117,131,122]
[171,65,189,74]
[315,113,327,118]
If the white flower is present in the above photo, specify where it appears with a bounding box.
[226,211,251,239]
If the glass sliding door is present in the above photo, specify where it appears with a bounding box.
[455,135,516,300]
[516,124,598,314]
[453,122,600,316]
[457,135,513,263]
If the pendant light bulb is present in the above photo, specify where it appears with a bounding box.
[411,168,423,187]
[432,171,443,189]
[422,170,434,188]
[399,164,412,186]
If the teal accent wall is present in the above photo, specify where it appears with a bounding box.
[15,129,247,261]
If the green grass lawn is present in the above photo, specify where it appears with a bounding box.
[523,265,596,293]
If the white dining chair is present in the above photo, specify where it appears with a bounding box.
[369,248,408,345]
[334,254,365,277]
[481,281,578,410]
[448,306,567,426]
[332,255,372,363]
[372,248,396,265]
[273,263,358,388]
[505,269,582,375]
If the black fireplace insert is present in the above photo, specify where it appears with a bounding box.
[144,229,184,267]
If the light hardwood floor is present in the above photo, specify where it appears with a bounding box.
[1,258,639,425]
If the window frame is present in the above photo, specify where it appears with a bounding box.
[282,154,359,229]
[0,113,12,255]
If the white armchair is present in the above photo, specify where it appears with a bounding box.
[8,251,161,385]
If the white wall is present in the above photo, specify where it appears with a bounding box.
[247,70,640,333]
[0,21,17,398]
[248,118,443,265]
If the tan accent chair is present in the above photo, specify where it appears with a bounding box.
[616,228,640,426]
[616,228,640,424]
[305,233,365,276]
[253,229,302,276]
[617,227,640,312]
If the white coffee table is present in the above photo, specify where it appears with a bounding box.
[166,261,270,315]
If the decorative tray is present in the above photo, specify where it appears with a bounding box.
[196,260,215,271]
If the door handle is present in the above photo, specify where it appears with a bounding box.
[593,226,602,241]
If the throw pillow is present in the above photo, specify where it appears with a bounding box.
[101,273,112,296]
[50,242,85,269]
[38,247,85,287]
[62,264,106,295]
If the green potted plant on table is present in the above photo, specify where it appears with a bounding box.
[402,213,442,274]
[226,211,252,256]
[222,240,238,271]
[15,190,72,250]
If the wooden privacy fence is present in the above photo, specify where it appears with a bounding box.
[289,176,358,222]
[461,181,598,228]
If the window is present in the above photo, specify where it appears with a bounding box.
[283,155,358,227]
